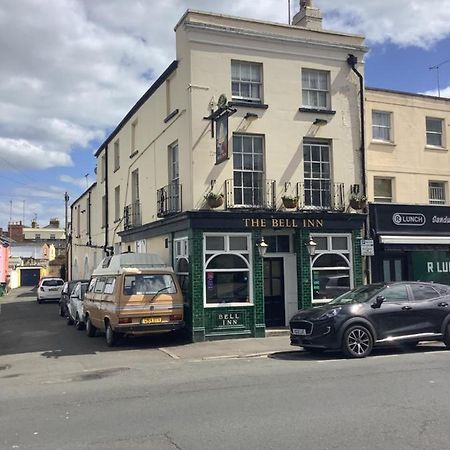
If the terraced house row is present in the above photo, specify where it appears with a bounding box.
[70,1,450,341]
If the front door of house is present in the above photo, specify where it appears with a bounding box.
[264,257,285,327]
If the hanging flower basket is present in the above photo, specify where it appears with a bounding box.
[349,194,367,210]
[281,195,298,209]
[205,192,224,208]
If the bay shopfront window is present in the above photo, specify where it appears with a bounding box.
[204,233,252,306]
[174,237,189,301]
[310,234,353,304]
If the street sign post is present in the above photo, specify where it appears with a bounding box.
[360,239,374,256]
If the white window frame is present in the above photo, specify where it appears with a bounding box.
[114,140,120,171]
[233,134,265,207]
[372,111,392,142]
[429,181,446,205]
[374,177,393,203]
[426,117,444,148]
[231,60,263,104]
[310,233,353,305]
[203,232,253,308]
[114,185,120,222]
[302,69,330,110]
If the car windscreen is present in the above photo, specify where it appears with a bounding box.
[42,279,64,287]
[328,284,385,305]
[123,274,176,295]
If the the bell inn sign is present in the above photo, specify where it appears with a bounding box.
[243,218,324,228]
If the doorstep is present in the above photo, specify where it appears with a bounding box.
[265,327,289,337]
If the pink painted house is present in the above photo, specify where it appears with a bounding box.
[0,241,10,284]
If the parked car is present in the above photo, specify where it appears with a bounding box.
[67,281,90,330]
[59,280,88,318]
[290,282,450,358]
[37,277,64,303]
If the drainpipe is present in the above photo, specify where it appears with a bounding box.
[104,144,109,256]
[88,189,92,246]
[347,54,366,199]
[347,54,371,283]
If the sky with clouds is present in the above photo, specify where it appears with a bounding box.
[0,0,449,230]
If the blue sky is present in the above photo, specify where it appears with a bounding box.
[0,0,449,230]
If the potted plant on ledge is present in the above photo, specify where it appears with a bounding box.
[204,191,224,208]
[349,192,367,210]
[281,194,298,209]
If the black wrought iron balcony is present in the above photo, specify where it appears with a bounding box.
[123,200,142,230]
[297,181,345,211]
[225,178,276,209]
[157,181,182,217]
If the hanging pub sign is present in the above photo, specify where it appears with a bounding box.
[215,112,228,164]
[203,93,236,165]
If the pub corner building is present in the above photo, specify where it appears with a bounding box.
[119,211,365,342]
[370,203,450,286]
[70,4,368,342]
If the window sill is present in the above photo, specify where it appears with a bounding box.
[370,140,396,147]
[204,302,254,308]
[130,150,139,159]
[298,107,336,115]
[425,145,447,152]
[228,101,269,109]
[164,108,179,123]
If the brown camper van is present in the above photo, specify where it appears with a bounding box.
[83,253,184,346]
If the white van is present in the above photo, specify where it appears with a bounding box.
[83,253,185,346]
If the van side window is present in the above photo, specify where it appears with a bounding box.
[94,278,106,293]
[87,278,97,293]
[104,277,116,294]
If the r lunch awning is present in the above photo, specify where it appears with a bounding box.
[379,235,450,245]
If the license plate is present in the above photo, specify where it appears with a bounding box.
[141,317,162,324]
[49,288,59,291]
[292,328,307,336]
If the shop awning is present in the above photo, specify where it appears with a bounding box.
[379,235,450,245]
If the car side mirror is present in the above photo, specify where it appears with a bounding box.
[371,295,385,309]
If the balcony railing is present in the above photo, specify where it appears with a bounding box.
[225,179,276,209]
[123,200,142,230]
[157,181,182,217]
[297,181,345,211]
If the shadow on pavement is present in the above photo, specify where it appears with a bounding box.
[269,343,447,361]
[0,288,190,359]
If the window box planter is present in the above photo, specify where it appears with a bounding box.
[349,195,367,210]
[281,195,298,209]
[205,192,224,208]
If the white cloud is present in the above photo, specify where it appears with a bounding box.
[421,86,450,99]
[1,0,450,174]
[59,174,90,189]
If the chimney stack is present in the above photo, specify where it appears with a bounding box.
[292,0,323,30]
[49,218,60,229]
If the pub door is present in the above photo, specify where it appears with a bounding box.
[264,257,286,327]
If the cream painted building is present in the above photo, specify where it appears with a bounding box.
[366,88,450,284]
[71,2,368,341]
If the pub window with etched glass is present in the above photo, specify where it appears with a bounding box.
[174,237,189,302]
[204,233,252,306]
[310,234,353,304]
[233,134,264,207]
[302,69,330,110]
[231,61,262,103]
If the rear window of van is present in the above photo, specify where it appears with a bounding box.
[123,274,176,295]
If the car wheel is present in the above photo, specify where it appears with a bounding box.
[105,322,119,347]
[37,298,42,304]
[443,323,450,349]
[75,314,84,330]
[342,325,373,358]
[66,314,74,326]
[85,316,97,337]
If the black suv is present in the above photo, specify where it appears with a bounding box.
[290,282,450,358]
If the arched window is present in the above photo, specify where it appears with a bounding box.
[311,234,352,303]
[174,237,189,302]
[204,234,252,305]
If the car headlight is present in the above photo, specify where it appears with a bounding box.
[317,307,341,320]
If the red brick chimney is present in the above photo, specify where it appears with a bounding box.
[8,221,24,241]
